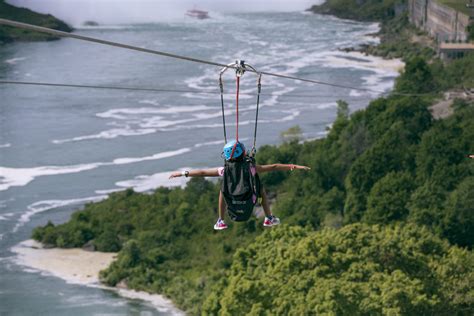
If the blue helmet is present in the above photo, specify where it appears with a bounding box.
[223,140,245,160]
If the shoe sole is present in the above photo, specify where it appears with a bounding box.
[263,222,280,227]
[214,226,227,230]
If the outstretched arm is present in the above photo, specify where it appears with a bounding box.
[256,164,310,174]
[169,168,220,179]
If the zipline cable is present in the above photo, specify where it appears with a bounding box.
[0,80,383,99]
[0,18,436,97]
[0,19,225,68]
[0,79,207,94]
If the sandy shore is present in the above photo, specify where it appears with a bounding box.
[12,240,116,284]
[11,240,184,315]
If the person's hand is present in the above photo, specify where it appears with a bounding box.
[290,164,311,171]
[469,155,474,159]
[169,172,182,179]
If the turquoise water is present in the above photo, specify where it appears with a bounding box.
[0,11,399,315]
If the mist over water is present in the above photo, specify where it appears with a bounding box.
[7,0,322,25]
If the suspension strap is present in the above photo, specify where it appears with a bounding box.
[219,77,227,143]
[251,74,262,157]
[230,75,241,159]
[236,76,240,142]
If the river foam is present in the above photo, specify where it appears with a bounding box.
[115,169,189,192]
[4,57,26,65]
[12,196,108,233]
[0,148,191,191]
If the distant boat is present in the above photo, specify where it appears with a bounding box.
[82,21,99,26]
[186,9,209,20]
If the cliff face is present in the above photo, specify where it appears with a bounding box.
[0,0,72,44]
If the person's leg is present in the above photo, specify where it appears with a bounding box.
[261,188,272,217]
[218,191,226,220]
[261,188,280,226]
[214,191,228,230]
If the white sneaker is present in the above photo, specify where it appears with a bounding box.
[214,219,228,230]
[263,215,280,227]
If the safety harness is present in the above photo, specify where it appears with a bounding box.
[219,61,263,221]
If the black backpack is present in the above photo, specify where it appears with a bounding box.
[221,156,261,222]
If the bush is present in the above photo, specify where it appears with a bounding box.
[203,224,474,315]
[364,171,415,224]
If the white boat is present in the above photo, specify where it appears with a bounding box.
[185,9,209,20]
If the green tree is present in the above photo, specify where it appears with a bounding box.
[94,229,121,252]
[395,57,436,93]
[280,125,303,143]
[407,181,446,228]
[415,114,472,190]
[364,171,415,224]
[203,224,474,315]
[441,176,474,248]
[344,126,416,222]
[468,24,474,42]
[337,99,349,119]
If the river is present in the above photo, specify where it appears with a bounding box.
[0,11,402,315]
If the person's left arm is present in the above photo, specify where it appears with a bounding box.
[169,168,220,179]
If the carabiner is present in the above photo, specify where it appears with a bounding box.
[235,60,246,77]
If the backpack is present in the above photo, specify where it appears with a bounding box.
[221,156,261,222]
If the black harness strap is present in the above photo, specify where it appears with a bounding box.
[251,74,262,157]
[219,77,227,144]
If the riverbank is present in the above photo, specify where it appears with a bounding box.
[0,0,72,44]
[11,240,184,315]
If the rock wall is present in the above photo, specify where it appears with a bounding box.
[409,0,471,42]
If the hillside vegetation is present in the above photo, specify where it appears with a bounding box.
[309,0,407,22]
[32,50,474,314]
[0,0,72,44]
[203,224,473,315]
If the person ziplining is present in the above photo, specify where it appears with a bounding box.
[169,61,310,230]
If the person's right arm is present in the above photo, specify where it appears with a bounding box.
[256,164,310,173]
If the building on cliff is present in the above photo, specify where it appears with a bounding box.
[408,0,472,42]
[408,0,473,59]
[438,41,474,59]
